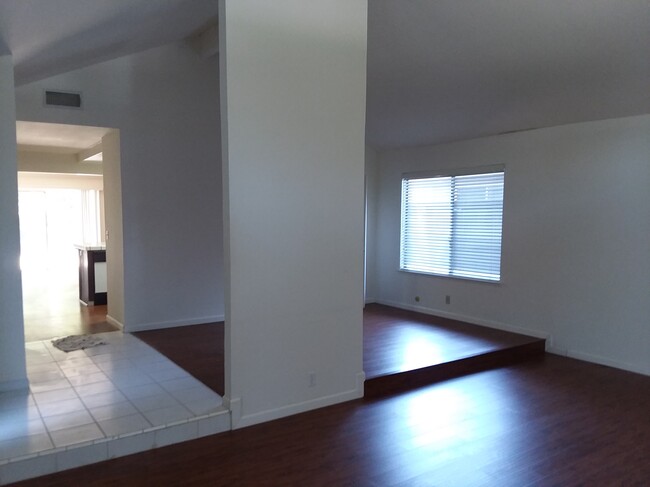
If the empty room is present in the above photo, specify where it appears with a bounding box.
[1,0,649,485]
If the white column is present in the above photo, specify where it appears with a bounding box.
[219,0,368,428]
[0,55,28,392]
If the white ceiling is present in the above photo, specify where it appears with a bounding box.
[16,121,109,152]
[367,0,650,148]
[2,0,649,150]
[0,0,218,86]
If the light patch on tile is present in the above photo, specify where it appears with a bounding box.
[43,410,94,432]
[27,370,66,384]
[159,376,204,393]
[80,390,127,409]
[110,372,153,389]
[57,357,96,369]
[183,398,223,416]
[119,383,165,400]
[145,366,188,383]
[61,364,102,378]
[89,401,139,422]
[98,414,151,437]
[131,393,180,413]
[67,371,111,387]
[0,417,47,441]
[143,405,194,427]
[33,387,77,406]
[50,423,104,448]
[29,378,71,394]
[169,386,219,404]
[73,380,117,397]
[0,433,53,460]
[37,397,86,418]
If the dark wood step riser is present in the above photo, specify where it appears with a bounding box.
[364,340,546,398]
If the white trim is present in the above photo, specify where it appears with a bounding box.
[402,164,505,180]
[123,315,225,333]
[0,408,230,484]
[375,299,550,340]
[222,396,241,429]
[0,378,29,393]
[232,372,365,430]
[547,347,650,377]
[377,300,650,378]
[106,314,124,330]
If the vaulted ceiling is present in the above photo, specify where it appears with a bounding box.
[0,0,217,85]
[366,0,650,148]
[2,0,649,150]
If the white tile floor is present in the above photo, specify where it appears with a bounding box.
[0,331,230,485]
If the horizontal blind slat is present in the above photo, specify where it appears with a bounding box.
[401,171,503,281]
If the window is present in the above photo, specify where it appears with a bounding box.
[400,168,504,282]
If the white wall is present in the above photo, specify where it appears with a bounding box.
[15,41,224,331]
[373,114,650,375]
[0,55,27,391]
[365,145,379,303]
[220,0,368,427]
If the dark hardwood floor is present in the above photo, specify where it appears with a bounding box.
[135,323,224,395]
[134,304,544,399]
[363,304,543,378]
[14,354,650,486]
[363,304,545,397]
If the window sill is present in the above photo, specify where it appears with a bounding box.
[398,268,501,285]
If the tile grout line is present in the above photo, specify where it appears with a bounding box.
[2,330,227,483]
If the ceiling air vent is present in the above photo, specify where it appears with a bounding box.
[44,90,82,109]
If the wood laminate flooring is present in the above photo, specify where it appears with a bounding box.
[363,304,545,396]
[134,304,545,399]
[13,353,650,486]
[135,324,224,396]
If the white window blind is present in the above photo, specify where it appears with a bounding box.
[400,170,504,282]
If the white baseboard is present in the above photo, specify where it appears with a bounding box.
[106,314,124,330]
[231,371,365,430]
[547,347,650,377]
[377,299,650,378]
[123,315,225,333]
[375,299,549,340]
[222,396,241,429]
[0,378,29,393]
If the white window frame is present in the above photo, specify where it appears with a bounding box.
[399,165,505,283]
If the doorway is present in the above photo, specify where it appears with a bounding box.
[16,121,119,342]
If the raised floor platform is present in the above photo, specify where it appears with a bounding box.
[363,304,546,397]
[0,332,229,485]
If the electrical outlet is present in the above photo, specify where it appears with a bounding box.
[415,296,420,303]
[445,295,451,305]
